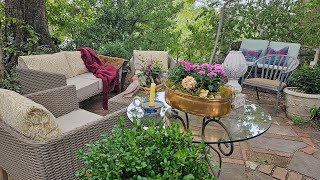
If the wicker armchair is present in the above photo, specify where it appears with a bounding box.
[0,86,132,180]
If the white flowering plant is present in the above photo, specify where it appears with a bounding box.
[167,61,233,98]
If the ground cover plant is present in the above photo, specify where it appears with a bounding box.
[76,117,215,180]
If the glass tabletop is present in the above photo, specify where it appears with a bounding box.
[164,101,272,144]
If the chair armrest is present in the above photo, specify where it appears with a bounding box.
[24,85,79,118]
[17,67,67,94]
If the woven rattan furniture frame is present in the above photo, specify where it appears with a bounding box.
[0,86,132,180]
[17,54,127,100]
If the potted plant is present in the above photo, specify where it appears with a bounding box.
[137,58,163,93]
[165,61,234,117]
[284,64,320,120]
[76,118,215,179]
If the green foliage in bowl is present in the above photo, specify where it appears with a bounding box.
[76,117,215,180]
[287,64,320,94]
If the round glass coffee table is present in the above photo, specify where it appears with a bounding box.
[127,92,272,177]
[164,101,272,177]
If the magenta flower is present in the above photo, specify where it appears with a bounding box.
[185,64,193,72]
[198,70,205,75]
[207,71,217,77]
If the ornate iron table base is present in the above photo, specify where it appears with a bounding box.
[169,109,234,177]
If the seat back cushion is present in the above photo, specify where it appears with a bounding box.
[0,88,61,141]
[133,50,169,72]
[63,51,88,77]
[240,39,270,57]
[268,41,301,58]
[18,52,73,78]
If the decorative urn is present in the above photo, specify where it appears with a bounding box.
[223,51,248,108]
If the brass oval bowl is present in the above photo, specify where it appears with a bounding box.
[165,81,231,117]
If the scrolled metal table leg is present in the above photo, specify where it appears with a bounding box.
[201,117,234,177]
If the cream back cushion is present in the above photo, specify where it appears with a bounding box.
[18,52,73,78]
[0,89,61,141]
[63,51,88,77]
[133,50,169,72]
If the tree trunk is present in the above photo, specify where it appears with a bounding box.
[5,0,57,52]
[0,21,4,80]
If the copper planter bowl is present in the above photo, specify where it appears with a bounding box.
[165,81,231,117]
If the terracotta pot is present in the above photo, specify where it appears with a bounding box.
[284,87,320,121]
[164,81,231,117]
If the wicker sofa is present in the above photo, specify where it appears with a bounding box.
[17,51,126,102]
[0,85,132,180]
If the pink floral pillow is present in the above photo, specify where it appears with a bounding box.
[266,47,289,65]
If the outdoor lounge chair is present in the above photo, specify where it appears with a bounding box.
[0,85,132,180]
[242,41,300,113]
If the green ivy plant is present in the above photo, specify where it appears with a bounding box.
[287,64,320,94]
[76,117,215,180]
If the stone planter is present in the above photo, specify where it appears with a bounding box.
[284,87,320,120]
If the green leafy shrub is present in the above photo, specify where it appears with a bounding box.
[292,115,304,125]
[97,40,132,60]
[76,117,214,180]
[287,64,320,94]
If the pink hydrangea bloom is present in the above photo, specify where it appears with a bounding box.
[198,70,205,75]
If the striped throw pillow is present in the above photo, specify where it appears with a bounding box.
[239,48,262,62]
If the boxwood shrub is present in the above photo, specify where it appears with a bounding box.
[76,117,215,180]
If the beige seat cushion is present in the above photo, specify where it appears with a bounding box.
[133,50,169,72]
[57,109,102,133]
[75,72,103,90]
[63,51,88,77]
[66,76,101,101]
[244,78,286,89]
[0,89,61,141]
[18,52,73,78]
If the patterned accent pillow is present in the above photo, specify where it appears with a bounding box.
[239,48,262,62]
[0,89,61,141]
[64,51,88,77]
[266,47,289,65]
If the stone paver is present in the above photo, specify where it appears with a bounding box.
[313,151,320,160]
[288,151,320,179]
[248,137,307,153]
[251,171,277,180]
[301,146,319,155]
[259,164,274,175]
[287,171,303,180]
[272,167,287,180]
[311,132,320,141]
[219,163,245,180]
[267,125,297,136]
[247,150,290,167]
[222,158,244,165]
[301,137,316,147]
[245,161,258,170]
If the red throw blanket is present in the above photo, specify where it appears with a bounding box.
[77,48,119,110]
